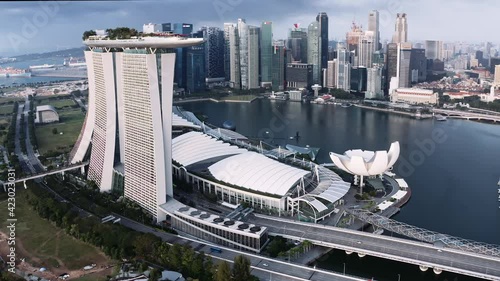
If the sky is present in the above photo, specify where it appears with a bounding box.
[0,0,498,57]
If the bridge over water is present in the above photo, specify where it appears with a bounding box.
[249,214,500,280]
[433,109,500,123]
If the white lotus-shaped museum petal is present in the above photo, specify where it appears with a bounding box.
[329,142,400,176]
[387,142,401,168]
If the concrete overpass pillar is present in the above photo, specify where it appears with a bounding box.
[80,165,85,175]
[419,265,429,272]
[61,171,65,180]
[23,181,27,189]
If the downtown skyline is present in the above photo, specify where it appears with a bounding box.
[1,0,499,56]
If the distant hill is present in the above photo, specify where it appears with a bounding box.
[12,47,86,61]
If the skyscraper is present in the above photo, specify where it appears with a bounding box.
[392,13,408,44]
[186,45,206,93]
[316,12,329,72]
[237,19,249,89]
[358,31,375,68]
[366,66,383,99]
[410,48,427,83]
[397,42,412,88]
[385,43,399,94]
[307,21,321,84]
[226,23,241,89]
[224,23,233,81]
[247,25,260,89]
[346,21,363,53]
[260,21,273,85]
[72,36,204,221]
[201,27,225,79]
[368,10,380,51]
[494,65,500,85]
[173,23,194,89]
[271,40,286,90]
[336,44,351,91]
[288,26,308,63]
[327,60,336,89]
[425,40,443,60]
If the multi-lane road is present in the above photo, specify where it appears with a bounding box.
[22,99,44,173]
[249,215,500,280]
[114,214,366,281]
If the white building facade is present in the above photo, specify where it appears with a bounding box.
[72,37,204,222]
[391,88,439,104]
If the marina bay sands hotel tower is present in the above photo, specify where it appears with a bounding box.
[70,35,204,221]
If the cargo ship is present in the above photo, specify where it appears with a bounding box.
[0,67,31,78]
[29,64,55,69]
[64,57,86,67]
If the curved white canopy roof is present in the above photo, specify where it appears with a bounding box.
[172,113,200,129]
[172,131,246,167]
[208,152,310,197]
[329,142,400,176]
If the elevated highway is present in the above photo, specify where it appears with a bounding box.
[249,215,500,280]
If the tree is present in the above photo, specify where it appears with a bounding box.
[232,255,251,281]
[214,261,232,281]
[148,268,161,281]
[52,128,58,135]
[133,233,161,259]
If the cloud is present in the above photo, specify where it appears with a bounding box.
[0,0,498,56]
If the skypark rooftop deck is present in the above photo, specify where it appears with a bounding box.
[83,36,204,48]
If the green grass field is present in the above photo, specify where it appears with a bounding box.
[0,104,14,115]
[38,98,76,109]
[0,192,110,270]
[35,109,85,155]
[0,96,24,104]
[220,94,258,101]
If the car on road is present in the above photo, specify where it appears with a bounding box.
[262,263,268,267]
[357,241,362,244]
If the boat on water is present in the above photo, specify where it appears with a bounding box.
[64,57,86,67]
[341,103,352,108]
[435,114,447,121]
[29,64,55,69]
[0,67,31,78]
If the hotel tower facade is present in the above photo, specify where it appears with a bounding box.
[70,36,204,221]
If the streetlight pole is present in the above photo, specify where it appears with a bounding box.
[343,263,346,275]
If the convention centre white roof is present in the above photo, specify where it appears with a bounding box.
[172,131,246,167]
[208,152,310,197]
[329,142,400,176]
